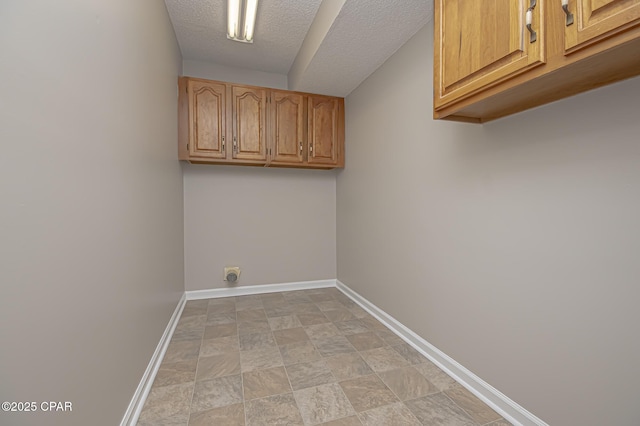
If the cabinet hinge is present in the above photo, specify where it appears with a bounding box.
[186,143,189,150]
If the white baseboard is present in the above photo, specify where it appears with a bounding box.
[123,279,546,426]
[185,279,336,300]
[120,293,187,426]
[336,280,548,426]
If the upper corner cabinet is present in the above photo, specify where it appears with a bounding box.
[307,95,344,168]
[434,0,545,111]
[563,0,640,54]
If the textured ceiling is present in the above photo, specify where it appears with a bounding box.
[164,0,433,96]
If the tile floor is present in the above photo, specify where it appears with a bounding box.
[137,287,512,426]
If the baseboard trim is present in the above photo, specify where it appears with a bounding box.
[185,279,336,300]
[124,279,547,426]
[120,293,187,426]
[336,280,548,426]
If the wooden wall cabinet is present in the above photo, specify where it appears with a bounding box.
[179,77,344,169]
[434,0,640,122]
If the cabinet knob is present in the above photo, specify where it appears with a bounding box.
[561,0,574,26]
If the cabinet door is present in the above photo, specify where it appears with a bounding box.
[564,0,640,54]
[434,0,545,109]
[231,85,267,162]
[307,96,343,166]
[270,91,305,164]
[188,80,227,159]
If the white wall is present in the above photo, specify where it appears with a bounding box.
[0,1,184,425]
[337,23,640,426]
[182,60,337,291]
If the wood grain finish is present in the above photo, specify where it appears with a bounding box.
[434,0,640,122]
[308,95,344,167]
[270,90,305,165]
[178,77,344,169]
[232,85,267,162]
[565,0,640,53]
[435,0,545,109]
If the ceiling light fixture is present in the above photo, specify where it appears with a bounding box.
[227,0,259,43]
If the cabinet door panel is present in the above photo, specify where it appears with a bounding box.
[188,80,226,159]
[435,0,545,109]
[232,86,267,161]
[564,0,640,54]
[271,91,304,164]
[308,96,341,166]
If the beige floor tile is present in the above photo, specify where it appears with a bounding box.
[242,366,292,400]
[163,340,201,364]
[378,366,439,401]
[305,323,342,340]
[207,299,236,313]
[316,301,347,311]
[272,327,310,345]
[137,382,192,425]
[240,346,283,372]
[391,343,426,364]
[486,419,513,426]
[445,383,502,424]
[265,304,296,317]
[236,308,268,322]
[188,403,245,426]
[339,374,398,412]
[297,311,331,326]
[290,302,322,314]
[375,329,405,346]
[282,291,313,304]
[245,393,304,426]
[203,323,237,339]
[153,359,197,387]
[239,331,276,351]
[279,340,322,365]
[191,375,243,413]
[334,319,370,335]
[199,335,239,357]
[286,359,336,390]
[325,353,374,381]
[294,383,356,424]
[176,313,207,329]
[358,402,421,426]
[170,327,205,342]
[148,290,510,426]
[324,308,357,322]
[260,293,287,307]
[320,416,363,426]
[413,360,457,391]
[205,311,237,325]
[182,301,209,318]
[268,315,302,331]
[238,320,271,336]
[235,296,264,311]
[405,393,476,426]
[358,316,388,331]
[347,306,370,319]
[314,335,357,357]
[345,332,385,351]
[171,314,206,341]
[196,352,241,381]
[309,293,336,302]
[360,347,409,373]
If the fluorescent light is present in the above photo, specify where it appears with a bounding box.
[227,0,240,39]
[243,0,259,42]
[227,0,259,43]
